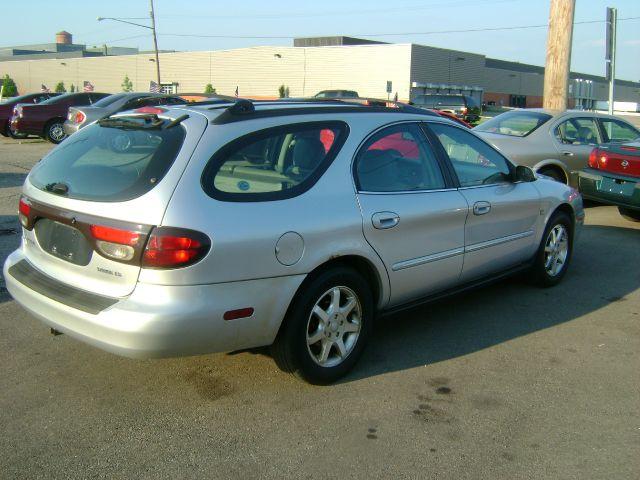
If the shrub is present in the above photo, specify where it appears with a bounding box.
[1,74,18,97]
[54,81,66,93]
[204,83,216,94]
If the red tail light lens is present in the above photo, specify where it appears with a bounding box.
[18,197,31,227]
[90,225,140,246]
[74,111,86,124]
[588,148,599,168]
[18,197,31,217]
[142,227,210,268]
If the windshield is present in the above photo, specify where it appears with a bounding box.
[92,93,128,107]
[474,111,552,137]
[29,119,186,202]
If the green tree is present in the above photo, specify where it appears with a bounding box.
[278,84,290,98]
[1,74,18,97]
[121,75,133,92]
[54,81,66,93]
[70,84,76,93]
[204,83,216,94]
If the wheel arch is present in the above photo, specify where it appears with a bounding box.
[533,159,569,184]
[276,254,386,339]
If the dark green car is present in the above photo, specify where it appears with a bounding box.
[578,140,640,222]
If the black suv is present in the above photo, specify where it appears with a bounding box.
[412,94,481,123]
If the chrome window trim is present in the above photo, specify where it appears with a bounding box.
[465,230,534,253]
[357,187,458,195]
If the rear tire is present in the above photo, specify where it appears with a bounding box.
[529,211,573,287]
[618,207,640,222]
[271,267,373,384]
[44,119,66,144]
[538,166,566,184]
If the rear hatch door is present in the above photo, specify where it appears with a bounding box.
[20,108,207,298]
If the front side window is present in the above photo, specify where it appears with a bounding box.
[355,123,445,192]
[430,123,512,187]
[554,117,601,145]
[202,122,348,201]
[599,119,639,143]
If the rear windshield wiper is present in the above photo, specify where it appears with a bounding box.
[98,114,164,130]
[44,182,70,196]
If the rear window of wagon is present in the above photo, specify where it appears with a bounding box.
[201,121,349,202]
[29,119,186,202]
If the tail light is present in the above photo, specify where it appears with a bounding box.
[142,227,210,269]
[74,111,86,124]
[18,196,31,227]
[13,105,23,118]
[90,224,141,261]
[588,148,599,168]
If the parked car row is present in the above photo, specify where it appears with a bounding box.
[472,108,640,221]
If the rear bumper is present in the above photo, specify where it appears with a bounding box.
[9,116,40,136]
[4,249,305,359]
[578,168,640,210]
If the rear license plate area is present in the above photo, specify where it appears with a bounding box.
[598,177,635,197]
[34,219,92,266]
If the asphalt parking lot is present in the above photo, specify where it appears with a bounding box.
[0,137,638,480]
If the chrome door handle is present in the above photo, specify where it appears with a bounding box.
[473,201,491,216]
[562,151,574,156]
[371,211,400,229]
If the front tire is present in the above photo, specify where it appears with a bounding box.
[271,267,373,384]
[618,207,640,222]
[529,211,573,287]
[45,120,67,144]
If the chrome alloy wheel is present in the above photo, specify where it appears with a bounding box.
[49,123,66,142]
[544,224,569,277]
[306,286,362,368]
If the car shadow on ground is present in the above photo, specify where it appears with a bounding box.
[0,215,21,303]
[339,223,640,383]
[0,172,27,188]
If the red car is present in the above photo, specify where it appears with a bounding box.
[10,92,109,143]
[1,92,60,138]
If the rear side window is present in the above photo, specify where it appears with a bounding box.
[202,122,348,202]
[29,119,186,202]
[599,119,639,143]
[355,123,445,192]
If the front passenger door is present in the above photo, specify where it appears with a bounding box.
[427,123,541,282]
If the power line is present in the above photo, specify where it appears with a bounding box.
[155,16,640,41]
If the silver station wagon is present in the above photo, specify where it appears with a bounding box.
[4,99,584,384]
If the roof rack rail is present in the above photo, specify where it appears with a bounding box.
[211,98,439,125]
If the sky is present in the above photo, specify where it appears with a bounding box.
[4,0,640,82]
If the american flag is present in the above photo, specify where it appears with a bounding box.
[83,81,94,92]
[149,80,161,93]
[235,86,239,98]
[41,84,50,93]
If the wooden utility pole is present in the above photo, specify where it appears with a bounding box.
[543,0,576,110]
[150,0,161,87]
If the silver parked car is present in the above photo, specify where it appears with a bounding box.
[63,92,187,136]
[4,99,584,383]
[474,109,640,185]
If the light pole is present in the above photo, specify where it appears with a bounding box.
[97,0,161,87]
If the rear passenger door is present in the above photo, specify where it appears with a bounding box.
[427,122,540,282]
[355,122,469,306]
[553,116,602,175]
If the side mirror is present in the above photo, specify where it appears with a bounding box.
[515,165,536,182]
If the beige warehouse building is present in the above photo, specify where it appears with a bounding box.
[1,36,639,109]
